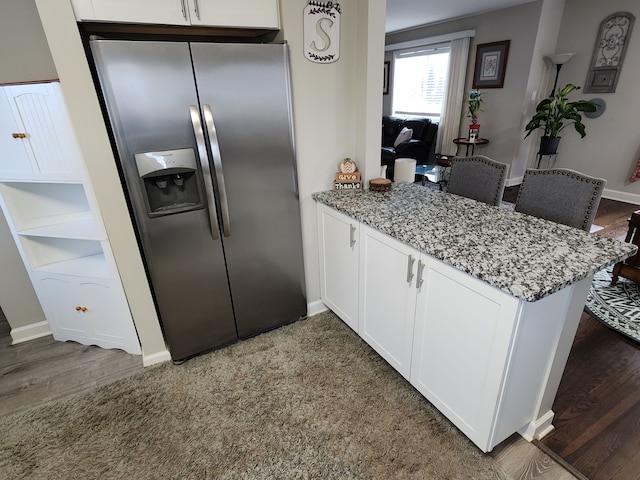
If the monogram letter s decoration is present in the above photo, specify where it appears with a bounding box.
[304,1,341,63]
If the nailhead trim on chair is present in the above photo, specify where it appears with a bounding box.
[453,156,506,205]
[516,168,605,230]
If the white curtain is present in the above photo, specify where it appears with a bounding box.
[436,37,470,156]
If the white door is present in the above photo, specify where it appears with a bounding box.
[0,88,36,180]
[359,225,418,379]
[317,204,359,331]
[411,258,519,451]
[4,83,82,181]
[71,0,189,25]
[188,0,279,28]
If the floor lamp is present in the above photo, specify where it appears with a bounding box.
[547,53,575,96]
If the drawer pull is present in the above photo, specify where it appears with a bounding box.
[416,260,425,289]
[12,133,27,139]
[349,224,356,247]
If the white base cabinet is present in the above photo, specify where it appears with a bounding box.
[0,82,141,355]
[71,0,279,29]
[359,225,418,380]
[317,205,359,332]
[317,203,579,452]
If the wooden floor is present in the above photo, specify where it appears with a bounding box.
[536,198,640,480]
[0,309,143,418]
[1,194,639,480]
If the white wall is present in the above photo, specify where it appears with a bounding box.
[554,0,640,204]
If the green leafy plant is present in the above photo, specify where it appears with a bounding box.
[524,83,597,139]
[466,89,483,124]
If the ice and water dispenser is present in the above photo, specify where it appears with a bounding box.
[134,148,204,216]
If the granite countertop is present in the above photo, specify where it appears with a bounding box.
[313,182,637,302]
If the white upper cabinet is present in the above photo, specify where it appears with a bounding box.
[0,83,83,182]
[71,0,280,29]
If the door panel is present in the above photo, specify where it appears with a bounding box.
[191,43,306,337]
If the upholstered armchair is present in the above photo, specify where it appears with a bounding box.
[381,116,438,180]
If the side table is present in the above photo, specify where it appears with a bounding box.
[611,209,640,285]
[453,138,489,156]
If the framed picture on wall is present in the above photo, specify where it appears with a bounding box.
[383,61,390,95]
[472,40,510,88]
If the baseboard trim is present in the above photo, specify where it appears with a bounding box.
[518,409,555,441]
[603,188,640,206]
[142,349,171,366]
[307,299,328,317]
[11,321,52,344]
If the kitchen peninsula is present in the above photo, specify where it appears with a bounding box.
[314,182,636,452]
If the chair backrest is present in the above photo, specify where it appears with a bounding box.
[515,168,606,231]
[447,155,507,206]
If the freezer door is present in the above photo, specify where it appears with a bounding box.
[90,40,237,360]
[191,43,307,338]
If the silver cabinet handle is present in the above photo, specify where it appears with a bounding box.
[406,255,415,284]
[189,106,220,240]
[416,260,425,290]
[202,104,231,237]
[180,0,187,19]
[193,0,200,19]
[349,224,356,247]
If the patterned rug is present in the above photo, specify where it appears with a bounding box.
[585,268,640,343]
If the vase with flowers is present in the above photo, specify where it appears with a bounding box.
[466,89,483,142]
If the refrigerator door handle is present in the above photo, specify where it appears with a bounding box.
[189,105,221,240]
[202,104,231,237]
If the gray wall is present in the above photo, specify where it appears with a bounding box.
[0,0,57,84]
[384,0,640,203]
[554,0,640,202]
[0,0,50,330]
[385,1,544,176]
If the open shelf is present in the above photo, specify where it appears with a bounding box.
[32,253,110,278]
[16,217,104,240]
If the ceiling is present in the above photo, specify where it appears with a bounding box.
[385,0,538,33]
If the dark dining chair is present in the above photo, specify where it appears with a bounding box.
[446,155,508,206]
[515,168,606,231]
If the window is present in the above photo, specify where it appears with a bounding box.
[391,45,450,124]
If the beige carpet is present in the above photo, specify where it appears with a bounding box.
[0,311,507,479]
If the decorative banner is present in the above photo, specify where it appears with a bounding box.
[303,1,341,64]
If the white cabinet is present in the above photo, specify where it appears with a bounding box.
[0,81,141,355]
[0,83,83,182]
[316,203,579,452]
[34,272,140,353]
[359,225,419,380]
[71,0,279,29]
[317,204,359,332]
[411,258,520,451]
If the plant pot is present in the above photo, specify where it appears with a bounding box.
[468,124,480,142]
[539,136,561,155]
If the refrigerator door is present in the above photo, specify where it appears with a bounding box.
[191,43,307,338]
[90,40,237,360]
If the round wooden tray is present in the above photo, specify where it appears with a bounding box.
[369,178,392,192]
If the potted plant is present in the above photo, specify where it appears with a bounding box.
[524,83,597,154]
[466,89,483,141]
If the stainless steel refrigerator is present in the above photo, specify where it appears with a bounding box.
[90,40,307,362]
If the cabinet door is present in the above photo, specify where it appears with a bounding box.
[71,0,278,28]
[317,204,359,331]
[4,83,82,181]
[359,225,418,380]
[188,0,279,28]
[411,258,520,452]
[36,274,91,341]
[80,278,141,354]
[0,89,36,180]
[71,0,189,25]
